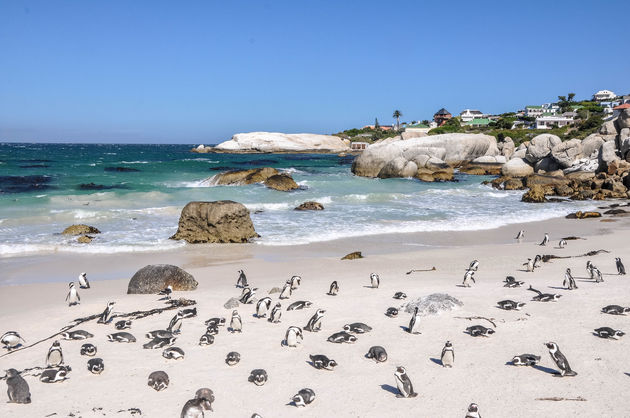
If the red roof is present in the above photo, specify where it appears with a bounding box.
[614,103,630,110]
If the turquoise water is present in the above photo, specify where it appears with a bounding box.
[0,143,596,256]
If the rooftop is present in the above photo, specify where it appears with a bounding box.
[434,108,451,116]
[464,118,491,125]
[526,105,543,109]
[614,103,630,110]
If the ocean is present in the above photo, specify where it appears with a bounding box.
[0,143,596,257]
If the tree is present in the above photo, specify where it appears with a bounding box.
[568,92,575,102]
[445,117,460,127]
[374,118,380,129]
[392,110,402,130]
[558,95,567,103]
[422,119,430,126]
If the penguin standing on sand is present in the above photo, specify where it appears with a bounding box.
[539,233,549,246]
[523,258,535,272]
[394,366,418,398]
[46,340,64,367]
[289,275,301,290]
[5,369,31,404]
[327,281,339,296]
[545,341,577,377]
[370,273,380,289]
[468,260,479,271]
[515,230,524,240]
[284,326,303,347]
[157,285,173,300]
[304,309,325,332]
[466,403,481,418]
[616,258,626,275]
[533,254,542,268]
[407,307,421,334]
[593,266,604,283]
[586,261,594,279]
[268,303,282,323]
[256,297,272,318]
[563,268,578,290]
[167,312,184,334]
[558,239,567,249]
[236,270,248,288]
[229,310,242,333]
[65,282,80,306]
[462,270,475,287]
[279,282,292,300]
[440,341,454,368]
[78,272,90,289]
[239,287,257,304]
[97,301,115,324]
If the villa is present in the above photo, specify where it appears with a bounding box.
[535,115,575,129]
[525,105,544,117]
[459,109,486,122]
[464,118,492,127]
[593,89,617,101]
[433,108,452,126]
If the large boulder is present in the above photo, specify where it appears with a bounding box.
[522,184,547,203]
[501,158,534,177]
[499,137,515,159]
[295,201,324,211]
[214,132,350,153]
[551,138,583,168]
[581,134,605,159]
[564,158,599,174]
[599,120,618,135]
[512,148,527,159]
[525,134,561,163]
[170,201,258,243]
[127,264,198,294]
[534,156,560,173]
[599,141,618,165]
[351,133,499,178]
[620,128,630,159]
[264,174,299,191]
[617,109,630,129]
[209,167,279,186]
[62,224,101,235]
[403,293,463,316]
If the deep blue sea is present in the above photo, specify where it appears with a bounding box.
[0,143,596,257]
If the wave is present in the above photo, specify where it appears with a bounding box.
[0,240,185,258]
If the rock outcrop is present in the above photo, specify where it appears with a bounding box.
[127,264,198,294]
[77,235,93,244]
[521,184,547,203]
[62,224,101,235]
[295,201,324,211]
[210,167,279,186]
[263,174,299,191]
[170,201,258,243]
[551,138,583,168]
[565,211,602,219]
[403,293,463,316]
[214,132,350,153]
[501,158,533,177]
[525,134,561,163]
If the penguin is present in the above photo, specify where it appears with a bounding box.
[180,308,197,318]
[343,323,372,334]
[46,340,64,367]
[539,233,549,246]
[61,330,94,340]
[97,301,116,324]
[143,337,176,349]
[533,254,542,268]
[366,345,388,362]
[465,403,481,418]
[147,371,169,391]
[528,285,562,302]
[5,368,31,403]
[497,300,526,311]
[407,306,421,334]
[309,354,337,370]
[236,269,248,288]
[287,300,312,311]
[440,341,454,367]
[593,266,604,283]
[239,287,257,304]
[248,369,268,386]
[503,276,524,288]
[545,341,577,377]
[468,260,479,271]
[393,292,407,300]
[291,388,315,407]
[289,275,302,290]
[385,307,399,317]
[586,261,595,279]
[158,285,173,300]
[205,325,219,336]
[1,331,25,350]
[167,312,184,334]
[594,327,625,339]
[39,365,71,383]
[523,258,535,272]
[268,303,282,323]
[163,346,185,360]
[515,230,524,240]
[199,333,214,346]
[87,358,104,374]
[284,326,303,347]
[563,268,578,290]
[180,398,205,418]
[229,310,242,333]
[279,282,292,299]
[616,257,626,275]
[65,282,80,306]
[304,309,325,332]
[80,343,97,356]
[194,388,215,412]
[558,239,567,249]
[370,273,380,288]
[204,317,226,328]
[146,330,175,339]
[466,325,495,337]
[393,366,418,398]
[511,354,541,366]
[115,320,132,330]
[107,332,136,343]
[256,297,272,318]
[462,270,475,287]
[327,281,339,296]
[78,272,90,289]
[225,351,240,366]
[601,305,630,315]
[327,331,356,344]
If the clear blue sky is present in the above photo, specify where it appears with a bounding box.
[1,0,629,143]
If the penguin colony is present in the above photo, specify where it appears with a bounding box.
[2,238,628,416]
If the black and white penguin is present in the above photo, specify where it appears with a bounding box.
[466,325,495,337]
[343,323,372,334]
[287,300,312,311]
[268,303,282,323]
[503,276,525,288]
[468,260,479,271]
[289,275,302,290]
[593,266,604,283]
[248,369,268,386]
[180,398,205,418]
[97,301,116,324]
[239,287,256,304]
[594,327,625,339]
[616,257,626,275]
[327,331,357,344]
[539,233,549,246]
[602,305,630,315]
[370,273,380,288]
[465,403,481,418]
[147,371,169,391]
[78,272,90,289]
[528,285,562,302]
[225,351,240,366]
[462,270,475,287]
[440,341,454,367]
[194,388,215,412]
[143,337,176,349]
[61,330,94,340]
[515,230,524,240]
[533,254,542,268]
[39,365,71,383]
[284,326,303,347]
[205,324,219,336]
[115,320,132,330]
[1,331,26,350]
[407,307,421,334]
[229,310,242,332]
[291,388,315,407]
[107,332,136,343]
[87,358,104,374]
[558,239,567,249]
[545,341,577,377]
[199,333,214,346]
[163,346,185,360]
[563,268,578,290]
[497,300,526,311]
[46,340,64,367]
[146,330,175,339]
[65,282,80,306]
[204,317,226,328]
[168,312,184,334]
[394,366,418,398]
[393,292,407,300]
[157,285,173,300]
[309,354,337,370]
[304,309,325,332]
[511,354,541,366]
[80,343,97,356]
[366,345,388,363]
[279,282,292,300]
[5,369,31,403]
[236,270,248,288]
[327,281,339,296]
[385,307,399,317]
[180,308,197,319]
[523,258,535,272]
[256,297,272,318]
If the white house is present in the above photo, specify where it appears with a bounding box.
[459,109,486,122]
[535,115,575,129]
[593,90,617,101]
[525,105,544,117]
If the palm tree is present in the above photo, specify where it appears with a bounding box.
[392,110,402,130]
[568,92,575,102]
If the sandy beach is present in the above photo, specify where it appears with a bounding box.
[2,213,630,417]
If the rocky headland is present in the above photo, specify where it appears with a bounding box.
[194,132,351,153]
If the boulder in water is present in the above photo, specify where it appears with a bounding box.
[62,224,101,235]
[263,174,299,191]
[127,264,198,294]
[295,201,324,211]
[77,235,93,244]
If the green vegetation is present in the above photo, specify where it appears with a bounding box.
[333,126,399,142]
[392,110,402,130]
